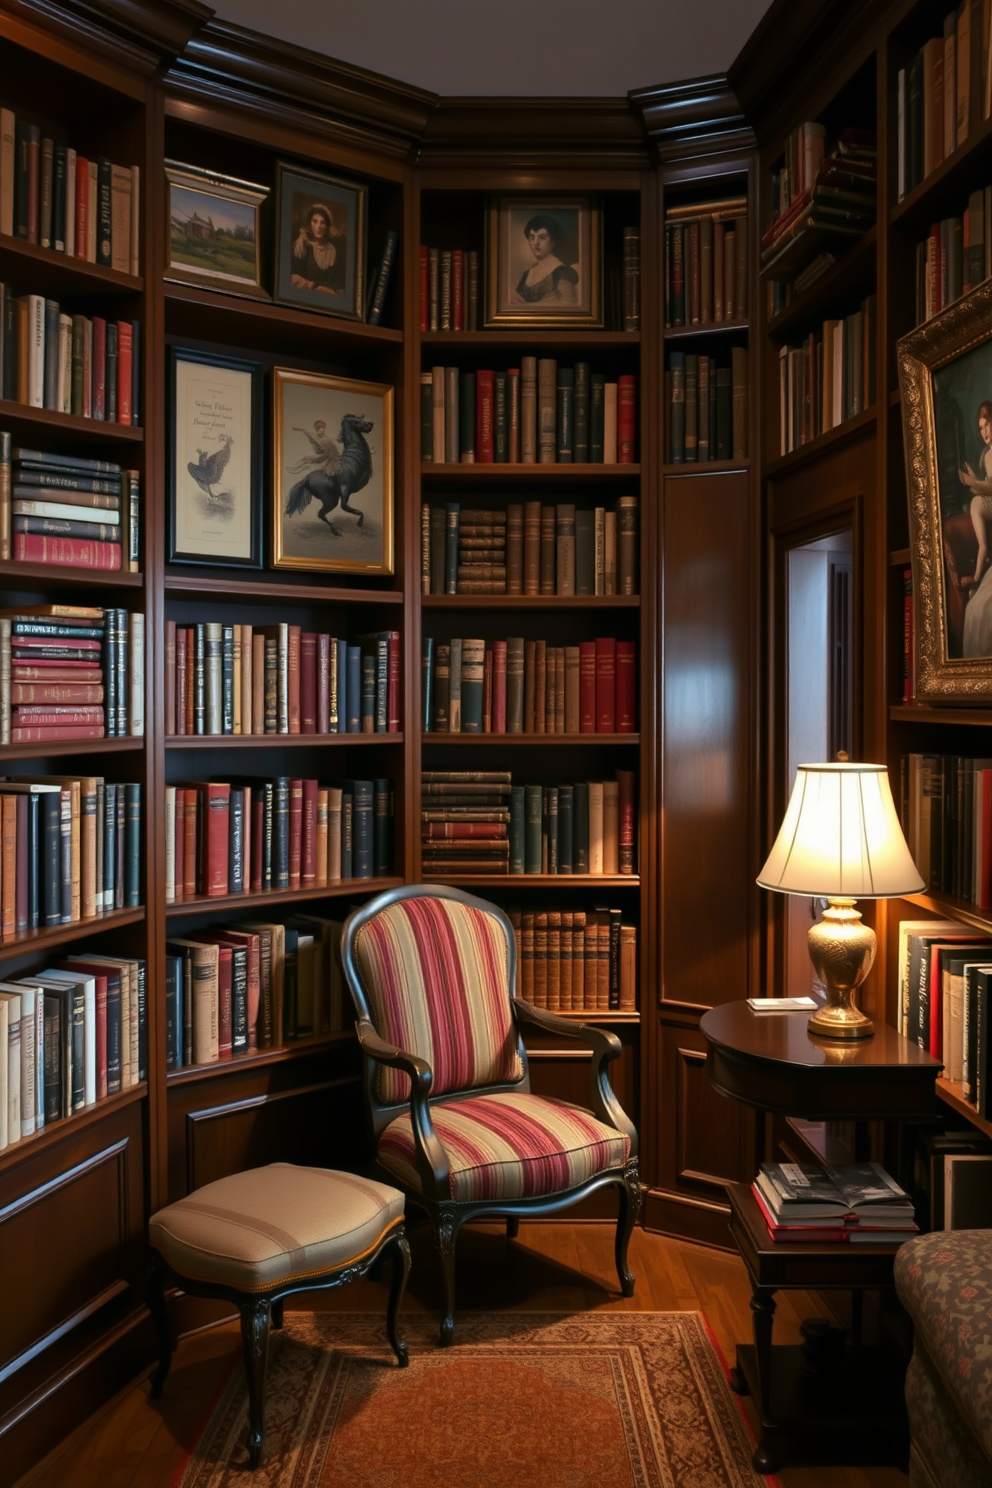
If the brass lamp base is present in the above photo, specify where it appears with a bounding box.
[806,897,876,1041]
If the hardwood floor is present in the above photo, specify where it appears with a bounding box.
[17,1222,910,1488]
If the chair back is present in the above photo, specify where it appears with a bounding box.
[342,885,526,1125]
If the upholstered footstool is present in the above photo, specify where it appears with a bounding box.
[147,1163,410,1469]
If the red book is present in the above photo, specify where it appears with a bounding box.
[425,822,508,840]
[91,316,106,420]
[12,634,101,651]
[11,724,104,741]
[12,664,102,679]
[302,777,318,886]
[13,532,122,568]
[419,245,429,332]
[61,961,107,1099]
[579,641,596,732]
[175,626,187,735]
[387,630,401,731]
[617,374,636,463]
[452,249,464,332]
[10,683,104,704]
[289,778,303,889]
[13,709,104,727]
[173,788,185,901]
[14,795,27,931]
[214,928,261,1050]
[615,641,636,732]
[216,944,233,1060]
[250,795,264,893]
[116,320,132,425]
[184,791,197,900]
[75,156,89,258]
[595,637,616,731]
[476,370,495,462]
[198,782,230,897]
[288,624,301,734]
[617,769,636,875]
[300,631,317,733]
[492,640,507,733]
[317,633,330,733]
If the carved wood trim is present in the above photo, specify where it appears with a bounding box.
[629,74,754,163]
[1,0,210,71]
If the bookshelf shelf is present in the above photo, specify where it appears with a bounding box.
[163,573,404,606]
[420,331,640,349]
[0,736,143,762]
[0,399,143,443]
[165,876,404,917]
[166,1031,355,1086]
[765,226,877,344]
[422,874,640,888]
[0,905,145,965]
[935,1076,992,1140]
[422,732,639,745]
[0,1081,147,1178]
[541,1010,640,1023]
[421,463,640,481]
[164,282,404,354]
[889,548,911,566]
[165,733,403,748]
[890,111,992,232]
[765,406,876,478]
[0,560,143,591]
[0,233,143,294]
[422,594,640,610]
[663,319,749,342]
[889,705,992,726]
[901,890,992,937]
[661,458,750,476]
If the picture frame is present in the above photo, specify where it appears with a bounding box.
[273,162,367,322]
[899,279,992,701]
[272,367,394,575]
[485,193,602,329]
[165,161,269,300]
[167,348,263,569]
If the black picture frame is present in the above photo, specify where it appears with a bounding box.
[167,347,264,569]
[273,161,367,322]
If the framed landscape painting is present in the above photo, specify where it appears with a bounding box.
[898,279,992,701]
[165,161,269,299]
[273,163,367,321]
[485,193,602,329]
[271,367,393,575]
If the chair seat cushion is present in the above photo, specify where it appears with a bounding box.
[149,1164,404,1292]
[377,1092,630,1202]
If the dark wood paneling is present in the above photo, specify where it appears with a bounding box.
[656,1018,754,1198]
[524,1027,638,1121]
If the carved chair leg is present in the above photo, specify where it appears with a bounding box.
[386,1230,411,1367]
[615,1163,641,1298]
[240,1296,271,1470]
[147,1250,173,1399]
[434,1208,460,1347]
[506,1216,520,1240]
[270,1299,285,1330]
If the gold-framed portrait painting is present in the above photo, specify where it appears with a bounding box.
[899,279,992,701]
[485,193,602,329]
[271,368,394,575]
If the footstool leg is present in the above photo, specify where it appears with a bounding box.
[147,1250,172,1399]
[386,1230,411,1367]
[240,1296,270,1469]
[435,1207,459,1347]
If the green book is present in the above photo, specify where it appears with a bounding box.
[556,366,574,462]
[449,636,462,732]
[524,784,543,874]
[509,786,526,875]
[575,509,595,595]
[590,374,605,462]
[421,636,434,732]
[461,638,485,733]
[573,362,589,462]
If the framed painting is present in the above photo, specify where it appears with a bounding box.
[899,279,992,701]
[272,368,394,575]
[165,161,269,299]
[485,193,602,329]
[273,162,367,321]
[167,348,263,569]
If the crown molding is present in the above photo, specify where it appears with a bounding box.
[629,74,753,164]
[3,0,212,71]
[418,96,648,170]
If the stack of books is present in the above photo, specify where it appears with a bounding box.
[0,953,146,1148]
[0,775,140,934]
[0,603,144,743]
[762,125,876,282]
[896,918,992,1102]
[423,360,636,465]
[164,622,400,736]
[166,913,347,1069]
[0,442,140,571]
[777,293,877,454]
[896,17,991,202]
[913,186,992,325]
[0,291,139,423]
[422,635,635,734]
[666,349,748,462]
[164,777,393,903]
[508,904,636,1012]
[665,197,747,327]
[753,1161,918,1244]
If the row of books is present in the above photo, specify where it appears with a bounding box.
[422,498,638,597]
[0,287,139,424]
[421,636,636,735]
[754,1161,917,1245]
[163,622,400,737]
[420,770,635,877]
[896,7,992,203]
[896,921,992,1092]
[0,604,143,743]
[0,776,140,934]
[0,442,141,572]
[422,362,636,465]
[915,1129,992,1232]
[664,197,747,328]
[507,904,636,1013]
[913,186,992,325]
[0,954,146,1149]
[666,350,748,464]
[763,125,876,281]
[166,913,347,1070]
[777,295,877,455]
[420,246,480,332]
[899,752,992,905]
[164,777,394,904]
[0,109,140,272]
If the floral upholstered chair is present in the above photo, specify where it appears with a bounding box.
[340,884,640,1344]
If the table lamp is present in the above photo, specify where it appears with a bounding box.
[756,760,924,1041]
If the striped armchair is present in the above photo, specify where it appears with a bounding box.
[341,885,640,1345]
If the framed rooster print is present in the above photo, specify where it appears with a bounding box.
[167,347,263,568]
[271,367,394,575]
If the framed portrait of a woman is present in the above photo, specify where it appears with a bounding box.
[485,194,602,329]
[274,162,367,321]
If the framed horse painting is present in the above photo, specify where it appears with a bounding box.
[271,368,394,575]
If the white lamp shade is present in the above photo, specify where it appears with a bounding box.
[757,761,925,899]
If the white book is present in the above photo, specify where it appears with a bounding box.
[130,164,140,276]
[0,991,20,1146]
[588,780,604,874]
[12,499,121,524]
[0,108,14,237]
[897,68,906,202]
[27,294,45,408]
[0,619,10,744]
[86,159,97,262]
[58,313,71,412]
[65,146,76,257]
[603,383,618,463]
[43,969,96,1106]
[205,621,223,733]
[16,987,37,1137]
[129,611,144,736]
[35,990,44,1129]
[165,786,176,902]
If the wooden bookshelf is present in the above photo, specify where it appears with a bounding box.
[0,905,145,963]
[421,462,641,480]
[164,878,404,916]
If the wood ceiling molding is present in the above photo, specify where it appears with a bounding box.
[629,73,753,163]
[419,96,649,171]
[5,0,212,72]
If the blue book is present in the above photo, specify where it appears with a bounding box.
[352,780,374,877]
[341,790,353,879]
[125,783,141,907]
[421,636,435,731]
[336,637,348,732]
[445,502,460,594]
[346,645,361,732]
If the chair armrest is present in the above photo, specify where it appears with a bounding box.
[355,1019,452,1197]
[511,999,638,1155]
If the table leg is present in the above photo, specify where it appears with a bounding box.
[750,1286,779,1474]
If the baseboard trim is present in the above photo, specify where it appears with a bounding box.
[641,1188,734,1250]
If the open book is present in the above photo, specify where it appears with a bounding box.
[757,1161,914,1222]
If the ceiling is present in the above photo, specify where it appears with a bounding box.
[211,0,776,99]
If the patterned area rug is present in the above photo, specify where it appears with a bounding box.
[173,1311,772,1487]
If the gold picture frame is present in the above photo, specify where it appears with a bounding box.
[898,279,992,701]
[165,161,269,300]
[485,193,602,329]
[271,368,394,575]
